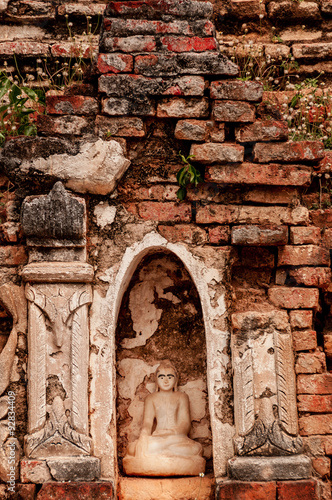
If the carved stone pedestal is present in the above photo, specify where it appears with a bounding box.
[228,455,312,481]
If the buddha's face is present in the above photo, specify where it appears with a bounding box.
[156,367,177,392]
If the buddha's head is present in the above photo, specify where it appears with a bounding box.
[155,360,178,392]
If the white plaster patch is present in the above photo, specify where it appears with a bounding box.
[118,358,157,400]
[94,203,117,228]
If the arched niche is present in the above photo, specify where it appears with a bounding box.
[115,250,212,474]
[89,232,234,482]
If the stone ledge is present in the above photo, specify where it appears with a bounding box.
[228,455,311,481]
[21,262,94,283]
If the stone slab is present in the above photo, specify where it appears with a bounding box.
[228,455,311,481]
[21,262,94,283]
[46,457,100,482]
[118,476,215,500]
[20,458,52,483]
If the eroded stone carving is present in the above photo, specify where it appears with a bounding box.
[24,283,92,458]
[232,311,303,456]
[123,360,206,476]
[0,284,26,481]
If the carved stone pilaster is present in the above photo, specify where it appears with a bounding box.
[21,183,97,477]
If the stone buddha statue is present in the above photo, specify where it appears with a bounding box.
[123,360,206,476]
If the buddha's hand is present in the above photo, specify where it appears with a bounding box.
[135,434,149,457]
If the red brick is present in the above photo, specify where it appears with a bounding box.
[231,225,288,246]
[157,224,207,244]
[268,287,319,309]
[210,80,263,101]
[190,143,244,164]
[97,53,133,73]
[102,97,155,116]
[58,3,105,16]
[160,36,217,52]
[37,115,91,136]
[103,35,156,52]
[0,41,48,56]
[206,163,311,186]
[299,414,332,435]
[244,187,299,205]
[295,352,326,374]
[50,42,97,59]
[253,141,325,163]
[174,120,225,142]
[278,245,330,266]
[218,481,276,500]
[103,18,214,36]
[311,210,332,229]
[119,183,178,200]
[290,226,321,245]
[105,0,213,19]
[235,120,288,142]
[37,482,113,499]
[136,202,191,222]
[287,267,331,289]
[293,330,317,351]
[231,0,267,19]
[0,483,36,499]
[297,373,332,394]
[213,100,256,122]
[209,226,230,244]
[312,457,331,477]
[277,480,318,500]
[323,435,332,454]
[46,96,98,115]
[290,310,313,329]
[95,115,145,137]
[157,97,209,118]
[322,228,332,247]
[298,394,332,412]
[0,246,27,266]
[324,334,332,360]
[6,0,55,20]
[196,205,309,225]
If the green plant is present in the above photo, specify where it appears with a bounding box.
[0,71,40,146]
[176,152,202,201]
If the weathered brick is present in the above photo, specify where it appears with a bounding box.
[37,482,113,499]
[97,53,133,73]
[210,80,263,101]
[264,44,290,59]
[290,310,313,329]
[268,1,320,20]
[0,483,36,499]
[324,334,332,360]
[102,97,155,116]
[287,267,331,289]
[102,35,156,52]
[297,373,332,394]
[231,225,288,246]
[6,1,55,19]
[235,120,288,142]
[206,163,311,186]
[299,414,332,435]
[290,226,321,245]
[98,74,205,97]
[50,42,98,59]
[95,116,146,137]
[160,36,217,52]
[46,96,98,116]
[105,0,213,19]
[0,246,27,266]
[312,210,332,229]
[298,394,332,411]
[196,205,309,225]
[208,226,230,244]
[268,287,319,309]
[323,436,332,454]
[293,43,332,60]
[213,100,255,122]
[295,352,326,374]
[230,0,267,19]
[37,115,91,136]
[253,141,325,163]
[0,41,48,56]
[218,481,277,500]
[190,143,244,163]
[103,18,214,36]
[118,184,178,200]
[244,187,299,205]
[174,120,225,142]
[157,224,207,244]
[278,245,330,266]
[135,52,239,77]
[312,457,331,477]
[58,4,105,16]
[277,480,318,500]
[136,202,192,222]
[293,330,317,351]
[157,97,209,118]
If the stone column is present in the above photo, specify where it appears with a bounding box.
[20,182,100,483]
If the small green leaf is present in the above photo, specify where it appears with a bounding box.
[176,187,187,201]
